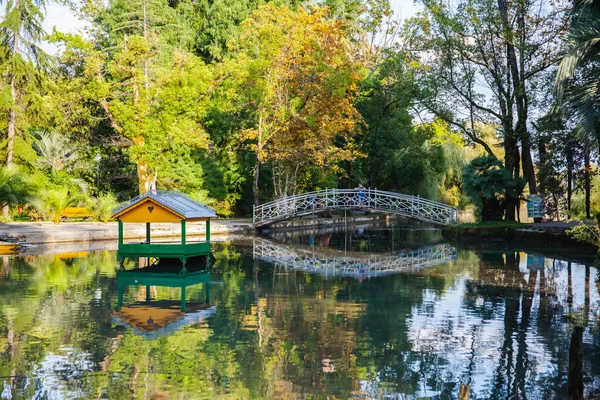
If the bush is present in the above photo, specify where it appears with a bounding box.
[92,193,118,223]
[0,167,35,214]
[462,155,525,221]
[567,214,600,249]
[33,187,80,223]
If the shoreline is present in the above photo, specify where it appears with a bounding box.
[442,222,598,264]
[0,219,253,244]
[3,218,598,264]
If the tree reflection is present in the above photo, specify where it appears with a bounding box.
[0,241,598,399]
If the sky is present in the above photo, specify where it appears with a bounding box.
[42,0,422,54]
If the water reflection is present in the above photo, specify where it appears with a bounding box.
[114,271,215,339]
[0,224,598,399]
[253,237,457,278]
[268,218,444,252]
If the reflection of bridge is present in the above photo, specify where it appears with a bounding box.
[252,238,457,279]
[252,188,458,227]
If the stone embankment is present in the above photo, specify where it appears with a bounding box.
[442,222,598,263]
[0,220,254,255]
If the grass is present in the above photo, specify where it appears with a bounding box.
[454,220,528,229]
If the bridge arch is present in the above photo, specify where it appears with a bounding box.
[253,188,458,228]
[253,238,458,279]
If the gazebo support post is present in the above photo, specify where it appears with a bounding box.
[206,220,210,243]
[181,220,186,245]
[118,220,124,268]
[146,222,151,244]
[116,283,123,311]
[180,285,186,312]
[118,220,124,247]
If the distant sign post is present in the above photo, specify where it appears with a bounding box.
[526,194,544,220]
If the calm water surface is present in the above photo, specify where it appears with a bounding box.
[1,220,599,399]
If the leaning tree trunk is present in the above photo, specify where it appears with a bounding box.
[3,10,20,218]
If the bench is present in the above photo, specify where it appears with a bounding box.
[61,207,94,219]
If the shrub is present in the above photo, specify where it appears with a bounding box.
[33,187,80,223]
[0,167,35,214]
[462,155,526,221]
[92,193,118,223]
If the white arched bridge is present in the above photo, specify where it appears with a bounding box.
[253,188,459,228]
[253,238,457,279]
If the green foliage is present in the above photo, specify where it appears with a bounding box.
[463,155,526,221]
[32,186,86,223]
[567,216,600,249]
[0,0,593,220]
[91,193,118,222]
[0,166,34,210]
[555,2,600,147]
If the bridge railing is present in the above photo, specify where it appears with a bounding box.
[253,188,458,227]
[253,238,458,278]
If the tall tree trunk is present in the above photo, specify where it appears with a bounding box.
[565,140,574,214]
[568,326,584,400]
[253,113,263,206]
[499,0,537,221]
[7,75,16,168]
[3,7,20,218]
[521,136,537,194]
[584,148,591,219]
[6,0,19,169]
[253,159,260,206]
[504,140,520,221]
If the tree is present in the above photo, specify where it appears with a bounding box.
[0,0,49,216]
[555,1,600,149]
[409,0,568,220]
[53,31,213,195]
[235,4,364,204]
[463,155,526,221]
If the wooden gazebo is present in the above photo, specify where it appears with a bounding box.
[112,191,216,269]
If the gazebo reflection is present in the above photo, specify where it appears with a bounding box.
[113,269,215,339]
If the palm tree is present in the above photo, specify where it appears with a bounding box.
[0,166,34,213]
[555,1,600,148]
[34,131,81,173]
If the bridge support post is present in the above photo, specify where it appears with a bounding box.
[252,204,255,225]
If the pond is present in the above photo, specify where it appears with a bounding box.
[0,219,599,399]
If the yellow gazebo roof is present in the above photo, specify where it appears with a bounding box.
[113,302,211,331]
[112,191,216,223]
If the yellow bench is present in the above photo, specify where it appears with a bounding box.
[61,207,94,219]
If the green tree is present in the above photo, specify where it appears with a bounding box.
[235,4,364,203]
[0,166,33,212]
[409,0,568,220]
[555,1,600,149]
[0,0,49,216]
[463,155,526,221]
